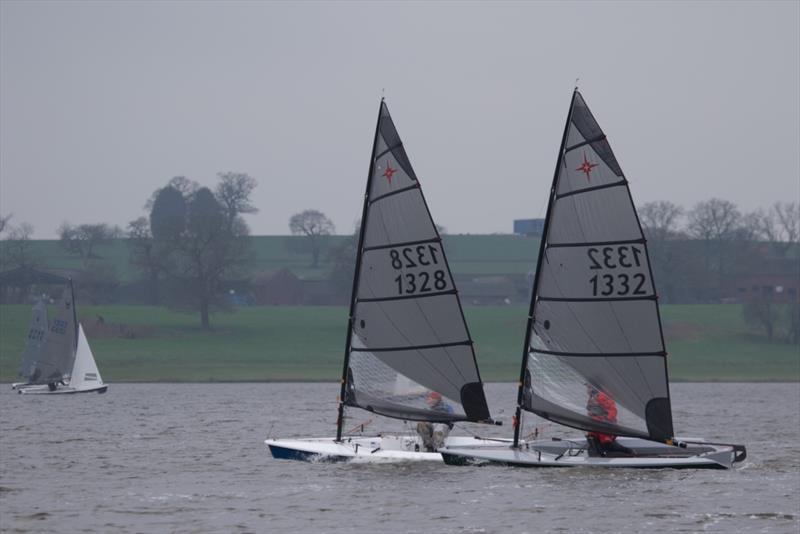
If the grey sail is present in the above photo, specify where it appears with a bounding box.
[28,286,78,385]
[520,90,674,442]
[341,101,491,425]
[18,298,49,382]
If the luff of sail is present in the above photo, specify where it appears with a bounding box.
[522,90,674,442]
[342,101,491,424]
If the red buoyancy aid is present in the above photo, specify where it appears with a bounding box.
[587,390,618,444]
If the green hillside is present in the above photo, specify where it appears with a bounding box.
[1,304,796,382]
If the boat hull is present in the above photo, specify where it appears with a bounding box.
[17,384,108,395]
[266,435,508,463]
[439,437,745,470]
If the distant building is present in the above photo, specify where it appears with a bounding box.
[513,219,545,237]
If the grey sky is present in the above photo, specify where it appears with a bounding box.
[1,0,798,238]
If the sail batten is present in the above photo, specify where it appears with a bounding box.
[351,340,472,353]
[555,180,628,200]
[519,90,674,443]
[338,101,491,432]
[369,184,421,204]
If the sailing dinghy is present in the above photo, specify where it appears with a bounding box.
[266,100,498,462]
[440,89,746,469]
[13,281,107,395]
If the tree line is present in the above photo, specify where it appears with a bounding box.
[0,194,797,338]
[0,173,338,330]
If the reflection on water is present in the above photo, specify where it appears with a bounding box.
[1,382,798,533]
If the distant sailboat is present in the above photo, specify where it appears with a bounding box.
[440,89,746,469]
[13,280,107,395]
[266,99,498,462]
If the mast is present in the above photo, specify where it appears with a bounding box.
[513,88,578,448]
[336,99,384,442]
[69,278,78,352]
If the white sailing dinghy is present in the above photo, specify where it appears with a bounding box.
[266,100,498,462]
[12,281,107,395]
[440,89,746,469]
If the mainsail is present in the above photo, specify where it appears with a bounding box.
[18,298,48,381]
[515,90,674,443]
[22,284,79,385]
[336,101,491,438]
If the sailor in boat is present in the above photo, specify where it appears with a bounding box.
[416,391,454,452]
[585,384,635,457]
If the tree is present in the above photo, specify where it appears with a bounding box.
[149,186,187,242]
[0,213,12,236]
[143,175,257,330]
[686,198,743,297]
[215,172,258,232]
[639,201,684,302]
[743,289,799,344]
[58,222,122,266]
[327,223,360,303]
[167,187,251,329]
[126,217,161,305]
[2,222,38,269]
[289,210,335,268]
[752,202,800,257]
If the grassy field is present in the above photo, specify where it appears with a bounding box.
[1,304,796,382]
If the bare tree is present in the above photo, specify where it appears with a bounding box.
[773,202,799,253]
[289,210,336,268]
[58,222,122,266]
[639,201,684,241]
[215,172,258,231]
[686,198,743,295]
[639,201,684,302]
[0,213,12,236]
[3,222,37,269]
[126,217,161,305]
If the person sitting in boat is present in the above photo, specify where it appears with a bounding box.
[585,384,635,457]
[416,391,454,452]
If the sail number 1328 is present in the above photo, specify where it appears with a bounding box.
[389,246,447,295]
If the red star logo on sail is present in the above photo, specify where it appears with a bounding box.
[382,161,397,185]
[576,152,599,181]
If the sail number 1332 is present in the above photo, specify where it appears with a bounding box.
[587,245,648,297]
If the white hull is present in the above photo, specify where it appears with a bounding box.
[439,436,746,470]
[17,383,108,395]
[266,435,510,463]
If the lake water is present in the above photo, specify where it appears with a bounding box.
[1,382,798,533]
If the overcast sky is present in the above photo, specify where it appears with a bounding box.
[1,1,798,238]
